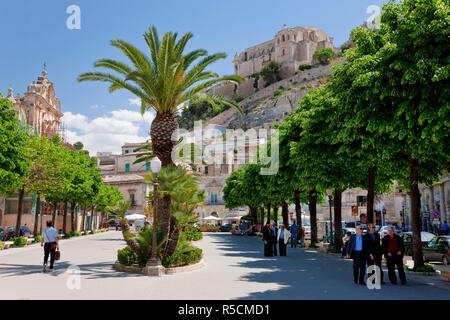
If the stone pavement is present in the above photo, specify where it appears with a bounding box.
[0,231,448,300]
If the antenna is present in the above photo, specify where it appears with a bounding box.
[43,62,47,70]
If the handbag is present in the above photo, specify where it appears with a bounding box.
[54,250,61,261]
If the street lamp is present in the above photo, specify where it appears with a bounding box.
[145,157,164,276]
[326,189,333,245]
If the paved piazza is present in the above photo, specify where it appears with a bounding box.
[0,231,448,300]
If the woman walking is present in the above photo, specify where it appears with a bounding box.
[41,221,59,272]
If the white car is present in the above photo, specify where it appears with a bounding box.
[378,225,402,238]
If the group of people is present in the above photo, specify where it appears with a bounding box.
[346,224,407,286]
[262,221,305,257]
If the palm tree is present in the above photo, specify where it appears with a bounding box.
[78,26,243,167]
[145,166,204,257]
[107,201,142,256]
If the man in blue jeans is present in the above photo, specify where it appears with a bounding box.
[290,220,298,248]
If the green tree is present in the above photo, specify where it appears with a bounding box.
[312,48,337,65]
[260,61,282,87]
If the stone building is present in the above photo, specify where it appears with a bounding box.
[97,142,152,216]
[233,26,336,79]
[419,175,450,231]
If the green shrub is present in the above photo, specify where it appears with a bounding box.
[0,240,2,250]
[72,231,81,237]
[406,263,435,273]
[274,88,285,97]
[117,246,138,266]
[89,230,94,234]
[63,233,71,239]
[183,229,203,241]
[13,237,27,247]
[162,243,203,268]
[33,235,42,243]
[260,61,282,86]
[312,48,337,65]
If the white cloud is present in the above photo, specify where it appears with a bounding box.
[90,104,105,110]
[128,98,141,106]
[62,108,154,156]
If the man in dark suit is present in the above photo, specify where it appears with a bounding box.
[262,222,272,256]
[270,222,278,256]
[382,227,407,285]
[347,226,373,285]
[367,223,385,284]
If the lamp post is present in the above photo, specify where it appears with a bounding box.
[326,189,333,245]
[145,157,164,276]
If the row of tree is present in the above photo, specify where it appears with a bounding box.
[223,0,449,269]
[0,95,123,237]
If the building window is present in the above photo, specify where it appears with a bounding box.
[125,150,129,154]
[357,196,367,206]
[210,192,218,205]
[205,166,208,175]
[244,52,248,61]
[282,49,285,56]
[125,163,130,172]
[146,162,150,171]
[282,35,285,42]
[130,193,136,206]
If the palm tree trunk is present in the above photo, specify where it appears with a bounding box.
[62,200,68,234]
[15,188,25,237]
[159,194,171,243]
[33,193,41,236]
[120,221,143,256]
[282,201,289,227]
[150,112,178,167]
[367,166,377,224]
[409,156,424,269]
[294,190,302,230]
[309,189,318,245]
[164,219,180,257]
[333,189,343,250]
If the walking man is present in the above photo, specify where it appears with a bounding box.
[442,221,449,236]
[262,222,272,256]
[290,220,298,248]
[299,226,305,248]
[277,224,291,256]
[347,226,373,285]
[382,227,407,285]
[367,223,385,284]
[41,221,59,273]
[271,222,278,256]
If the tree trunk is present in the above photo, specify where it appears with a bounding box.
[367,165,377,224]
[294,190,302,231]
[33,193,41,236]
[150,112,178,167]
[333,189,343,250]
[82,207,86,231]
[309,190,318,245]
[70,202,76,232]
[51,201,57,227]
[249,206,258,222]
[159,194,171,244]
[90,206,95,230]
[260,205,264,230]
[62,201,68,234]
[120,221,143,256]
[164,220,180,257]
[282,200,289,227]
[40,200,44,235]
[273,205,278,224]
[15,188,25,237]
[409,156,424,269]
[266,203,271,224]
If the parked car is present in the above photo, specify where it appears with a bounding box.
[0,227,6,241]
[402,231,435,256]
[219,223,233,232]
[378,225,402,238]
[423,236,450,265]
[6,226,32,239]
[303,225,311,240]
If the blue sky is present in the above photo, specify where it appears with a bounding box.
[0,0,387,154]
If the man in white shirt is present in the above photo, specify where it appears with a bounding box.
[41,221,59,272]
[277,224,291,256]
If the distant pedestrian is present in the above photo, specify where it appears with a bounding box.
[382,227,407,285]
[298,227,305,248]
[356,213,367,231]
[270,222,278,256]
[342,231,352,258]
[367,223,385,284]
[347,226,373,285]
[277,224,291,256]
[41,221,59,273]
[262,222,272,257]
[442,221,449,236]
[290,221,298,248]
